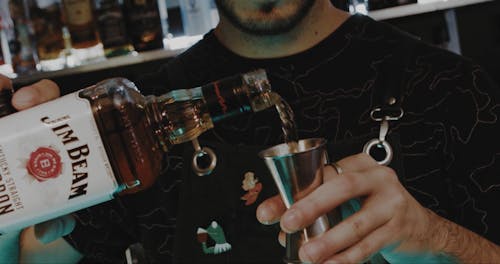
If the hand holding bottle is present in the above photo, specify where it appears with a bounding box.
[0,70,274,236]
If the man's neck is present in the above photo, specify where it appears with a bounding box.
[214,1,350,59]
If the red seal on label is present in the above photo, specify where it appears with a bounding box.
[27,147,62,181]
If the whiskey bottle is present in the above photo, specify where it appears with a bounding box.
[28,0,65,61]
[61,0,100,49]
[94,0,133,57]
[122,0,163,52]
[8,0,40,74]
[0,69,276,234]
[0,2,14,76]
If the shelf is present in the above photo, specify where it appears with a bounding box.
[368,0,494,20]
[12,35,202,85]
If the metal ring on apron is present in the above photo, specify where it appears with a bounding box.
[191,138,217,176]
[363,139,393,166]
[363,118,394,166]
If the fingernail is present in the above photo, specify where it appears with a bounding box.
[261,219,280,225]
[282,209,301,233]
[256,204,279,225]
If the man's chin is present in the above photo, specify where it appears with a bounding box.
[216,0,316,36]
[234,20,300,36]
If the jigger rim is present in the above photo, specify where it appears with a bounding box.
[258,138,326,159]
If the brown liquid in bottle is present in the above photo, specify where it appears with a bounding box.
[80,88,162,194]
[62,0,100,49]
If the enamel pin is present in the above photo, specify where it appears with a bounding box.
[196,221,232,255]
[240,171,262,206]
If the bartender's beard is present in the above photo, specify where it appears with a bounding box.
[215,0,316,35]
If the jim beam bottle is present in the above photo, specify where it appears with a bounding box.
[122,0,163,51]
[94,0,133,57]
[61,0,100,49]
[0,69,276,234]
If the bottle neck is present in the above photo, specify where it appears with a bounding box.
[144,69,276,150]
[144,88,214,151]
[201,74,253,122]
[202,69,275,121]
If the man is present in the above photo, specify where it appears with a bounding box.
[1,0,499,263]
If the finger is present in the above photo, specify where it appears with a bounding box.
[298,196,390,263]
[34,215,76,244]
[255,154,377,224]
[323,164,342,181]
[322,222,394,264]
[281,165,391,233]
[11,79,60,110]
[0,75,13,91]
[256,195,286,225]
[334,152,379,173]
[324,153,378,181]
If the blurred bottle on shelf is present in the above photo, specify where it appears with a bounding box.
[209,0,219,29]
[122,0,163,52]
[178,0,213,36]
[8,0,40,75]
[157,0,170,40]
[0,0,15,76]
[29,0,66,71]
[61,0,100,49]
[94,0,134,58]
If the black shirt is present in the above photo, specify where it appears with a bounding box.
[66,14,500,263]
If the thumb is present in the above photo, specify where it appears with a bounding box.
[11,79,60,110]
[34,215,76,244]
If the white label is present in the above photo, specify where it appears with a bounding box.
[0,92,117,234]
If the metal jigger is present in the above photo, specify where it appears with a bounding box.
[259,138,332,264]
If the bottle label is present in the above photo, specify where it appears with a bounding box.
[64,0,93,26]
[202,76,251,121]
[97,8,129,48]
[124,0,163,51]
[0,92,117,234]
